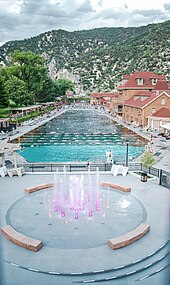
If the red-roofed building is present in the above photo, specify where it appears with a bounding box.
[153,80,169,91]
[123,91,170,127]
[118,71,166,97]
[111,71,170,117]
[148,108,170,129]
[90,92,118,108]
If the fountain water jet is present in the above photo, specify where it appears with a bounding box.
[52,169,101,219]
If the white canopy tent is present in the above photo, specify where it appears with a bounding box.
[160,123,170,131]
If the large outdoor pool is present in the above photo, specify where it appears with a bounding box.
[18,109,147,163]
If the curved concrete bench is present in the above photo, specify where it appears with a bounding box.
[25,182,53,194]
[1,225,42,252]
[108,223,150,250]
[100,181,131,192]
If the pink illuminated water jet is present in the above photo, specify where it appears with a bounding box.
[52,169,101,219]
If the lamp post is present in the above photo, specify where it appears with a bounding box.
[125,141,129,167]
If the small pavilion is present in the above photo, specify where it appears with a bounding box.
[0,142,24,177]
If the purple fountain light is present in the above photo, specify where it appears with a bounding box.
[52,168,101,219]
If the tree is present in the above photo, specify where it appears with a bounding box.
[0,75,9,108]
[8,50,49,102]
[141,150,156,169]
[4,76,33,106]
[0,51,56,105]
[36,77,55,103]
[54,78,74,100]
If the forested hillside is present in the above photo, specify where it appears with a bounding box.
[0,20,170,92]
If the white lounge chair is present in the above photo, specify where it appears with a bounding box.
[111,164,115,174]
[0,166,7,177]
[111,164,120,176]
[111,165,128,176]
[7,167,25,177]
[122,166,128,176]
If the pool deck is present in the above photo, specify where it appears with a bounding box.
[0,171,169,285]
[0,107,170,285]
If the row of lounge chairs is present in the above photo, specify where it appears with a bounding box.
[21,110,57,127]
[0,166,25,177]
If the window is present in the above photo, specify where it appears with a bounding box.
[134,95,140,100]
[141,96,148,101]
[152,108,156,113]
[137,78,144,85]
[161,98,166,105]
[151,78,157,85]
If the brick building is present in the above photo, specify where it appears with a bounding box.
[90,92,118,109]
[148,108,170,130]
[123,91,170,127]
[111,71,169,116]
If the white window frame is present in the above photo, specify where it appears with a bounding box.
[137,78,144,85]
[161,97,166,105]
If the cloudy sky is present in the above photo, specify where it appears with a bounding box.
[0,0,170,46]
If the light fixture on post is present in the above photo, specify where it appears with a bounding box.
[125,141,129,167]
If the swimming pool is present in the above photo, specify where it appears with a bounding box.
[18,109,146,162]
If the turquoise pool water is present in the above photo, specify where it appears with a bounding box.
[19,109,146,162]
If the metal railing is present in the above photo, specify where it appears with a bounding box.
[17,162,113,173]
[148,166,160,178]
[15,161,170,189]
[16,162,157,174]
[159,169,170,189]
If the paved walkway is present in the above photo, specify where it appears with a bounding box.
[0,172,169,285]
[0,107,68,163]
[2,108,68,142]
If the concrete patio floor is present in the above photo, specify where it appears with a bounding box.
[0,172,169,285]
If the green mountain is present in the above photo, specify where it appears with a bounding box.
[0,20,170,92]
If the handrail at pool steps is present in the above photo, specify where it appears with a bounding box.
[15,162,170,189]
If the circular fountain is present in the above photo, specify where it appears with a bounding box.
[6,171,145,249]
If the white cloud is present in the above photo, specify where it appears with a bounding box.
[76,0,94,13]
[0,0,169,46]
